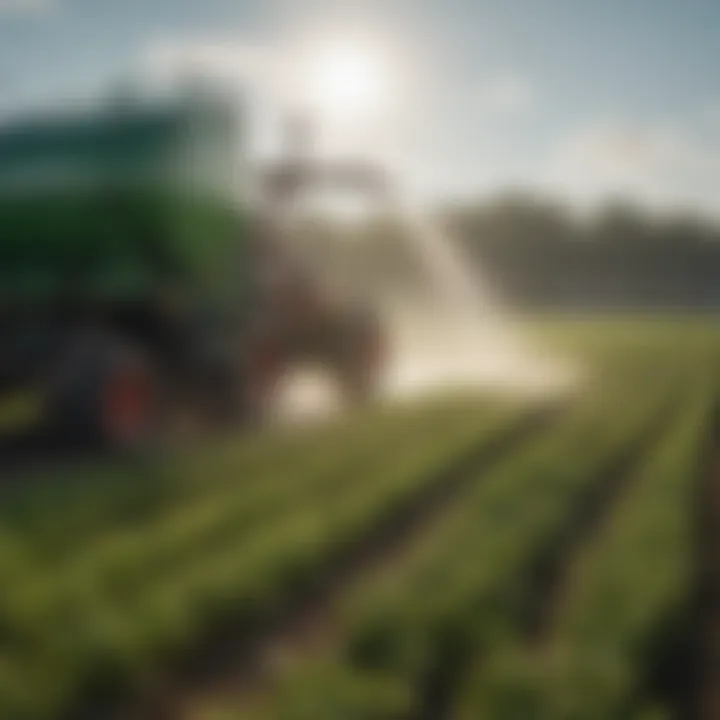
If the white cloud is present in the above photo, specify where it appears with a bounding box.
[542,120,719,214]
[140,39,276,93]
[558,124,691,175]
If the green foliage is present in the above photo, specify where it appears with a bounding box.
[444,193,720,309]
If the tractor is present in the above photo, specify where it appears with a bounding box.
[0,89,386,450]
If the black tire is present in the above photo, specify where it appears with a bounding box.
[45,330,162,453]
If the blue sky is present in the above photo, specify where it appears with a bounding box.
[1,0,719,214]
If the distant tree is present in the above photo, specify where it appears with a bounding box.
[439,192,720,310]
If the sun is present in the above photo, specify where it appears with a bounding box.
[300,38,391,123]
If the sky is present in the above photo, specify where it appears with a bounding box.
[0,0,719,216]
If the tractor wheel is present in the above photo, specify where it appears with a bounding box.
[98,350,159,452]
[46,332,162,453]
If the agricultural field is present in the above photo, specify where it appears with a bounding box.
[0,319,719,720]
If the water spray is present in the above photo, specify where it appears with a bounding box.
[262,113,579,419]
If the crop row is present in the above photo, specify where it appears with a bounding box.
[0,395,528,718]
[213,371,677,720]
[2,394,478,559]
[454,376,711,720]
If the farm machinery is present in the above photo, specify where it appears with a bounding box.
[0,90,387,449]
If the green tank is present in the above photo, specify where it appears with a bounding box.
[0,91,246,305]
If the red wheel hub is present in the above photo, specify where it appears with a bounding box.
[102,365,153,445]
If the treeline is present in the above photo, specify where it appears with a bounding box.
[442,193,720,311]
[295,193,720,311]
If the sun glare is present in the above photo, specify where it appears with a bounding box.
[301,38,390,123]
